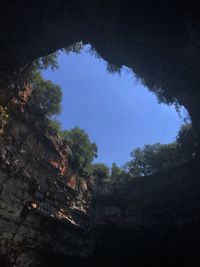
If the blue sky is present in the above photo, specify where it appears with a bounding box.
[42,45,186,167]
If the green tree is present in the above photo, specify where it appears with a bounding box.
[28,44,84,119]
[31,42,83,75]
[177,123,197,161]
[126,147,148,177]
[63,41,83,54]
[110,163,127,182]
[127,143,179,177]
[62,127,97,175]
[26,52,62,118]
[48,118,62,135]
[155,142,180,171]
[126,123,198,178]
[30,71,62,116]
[92,163,110,180]
[33,52,59,72]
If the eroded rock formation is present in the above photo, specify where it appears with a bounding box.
[92,159,200,266]
[0,88,200,266]
[1,1,200,266]
[0,88,93,266]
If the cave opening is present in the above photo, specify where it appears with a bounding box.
[1,2,200,266]
[40,44,188,169]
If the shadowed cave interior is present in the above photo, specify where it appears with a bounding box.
[0,1,200,266]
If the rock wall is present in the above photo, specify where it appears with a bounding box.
[0,90,93,266]
[0,88,200,266]
[91,159,200,266]
[1,3,200,263]
[93,159,200,227]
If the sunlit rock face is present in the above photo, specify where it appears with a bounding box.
[0,90,200,267]
[0,88,93,266]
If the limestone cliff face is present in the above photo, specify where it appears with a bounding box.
[0,89,93,266]
[1,89,200,267]
[94,161,200,228]
[92,160,200,266]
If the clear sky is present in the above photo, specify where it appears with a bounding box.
[42,45,185,167]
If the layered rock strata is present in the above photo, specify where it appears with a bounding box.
[0,90,93,266]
